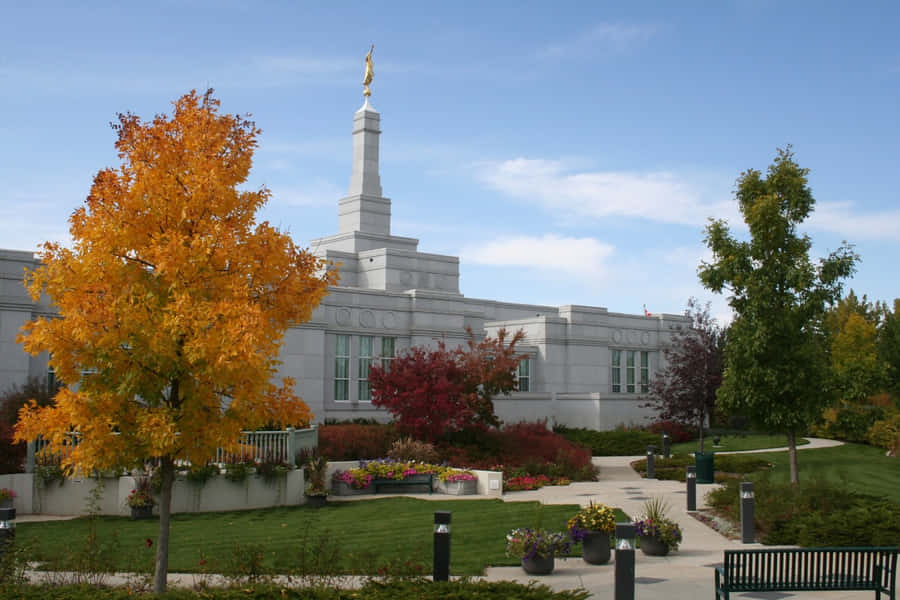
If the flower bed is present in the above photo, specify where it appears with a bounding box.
[331,459,477,495]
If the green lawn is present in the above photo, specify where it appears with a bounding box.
[670,434,808,455]
[747,442,900,504]
[16,497,626,576]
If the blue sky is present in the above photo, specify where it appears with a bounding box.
[2,1,898,323]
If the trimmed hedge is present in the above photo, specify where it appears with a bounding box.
[554,427,659,456]
[631,454,772,482]
[0,580,591,599]
[706,478,900,547]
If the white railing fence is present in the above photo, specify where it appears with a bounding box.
[26,427,318,473]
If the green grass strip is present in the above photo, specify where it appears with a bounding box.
[16,497,627,576]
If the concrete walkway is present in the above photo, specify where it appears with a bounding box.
[478,437,869,599]
[24,437,876,598]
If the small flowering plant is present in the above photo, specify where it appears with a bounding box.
[0,488,17,501]
[441,471,476,482]
[333,469,374,489]
[567,501,617,541]
[127,477,155,508]
[506,528,571,560]
[633,497,682,551]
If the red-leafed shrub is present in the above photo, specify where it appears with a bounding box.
[647,420,694,443]
[369,328,524,442]
[435,420,596,481]
[317,423,399,460]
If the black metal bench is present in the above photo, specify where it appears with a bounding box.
[372,473,434,495]
[715,547,898,600]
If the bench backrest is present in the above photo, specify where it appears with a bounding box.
[723,547,898,589]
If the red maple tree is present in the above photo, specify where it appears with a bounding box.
[369,328,525,442]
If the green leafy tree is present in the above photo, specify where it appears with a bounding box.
[879,299,900,401]
[699,147,858,484]
[827,293,885,404]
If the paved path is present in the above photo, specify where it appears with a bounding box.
[478,437,867,599]
[24,437,875,598]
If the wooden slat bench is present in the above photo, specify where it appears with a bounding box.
[372,474,434,495]
[715,547,898,600]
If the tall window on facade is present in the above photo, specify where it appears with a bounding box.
[611,349,652,394]
[380,337,395,372]
[335,334,350,401]
[640,351,649,393]
[516,358,530,392]
[626,351,636,393]
[358,336,373,401]
[611,350,621,393]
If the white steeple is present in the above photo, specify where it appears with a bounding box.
[338,99,391,236]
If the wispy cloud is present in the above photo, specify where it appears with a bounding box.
[0,52,359,98]
[461,234,615,279]
[476,158,737,226]
[807,201,900,241]
[269,179,344,208]
[539,22,658,59]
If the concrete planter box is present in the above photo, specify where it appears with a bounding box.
[437,479,477,495]
[331,480,372,496]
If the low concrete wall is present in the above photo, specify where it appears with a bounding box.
[4,461,503,515]
[0,470,305,516]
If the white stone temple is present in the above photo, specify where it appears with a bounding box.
[0,93,690,429]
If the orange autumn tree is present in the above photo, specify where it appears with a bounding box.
[14,89,334,593]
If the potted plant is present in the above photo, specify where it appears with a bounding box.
[0,488,16,509]
[567,501,616,565]
[505,527,571,575]
[633,497,682,556]
[303,454,329,507]
[437,468,478,495]
[127,476,155,520]
[332,469,373,495]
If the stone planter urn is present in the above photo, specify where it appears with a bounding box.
[521,554,555,575]
[581,531,612,565]
[438,479,477,495]
[638,534,670,556]
[304,494,327,508]
[331,480,371,496]
[130,505,154,520]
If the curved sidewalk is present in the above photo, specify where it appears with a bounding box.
[482,437,870,599]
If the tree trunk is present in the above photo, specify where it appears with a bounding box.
[153,455,175,594]
[787,430,799,485]
[698,411,705,454]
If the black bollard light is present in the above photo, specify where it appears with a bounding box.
[0,507,15,558]
[615,522,635,600]
[662,434,671,459]
[686,466,697,511]
[646,445,656,479]
[740,482,755,543]
[433,511,451,581]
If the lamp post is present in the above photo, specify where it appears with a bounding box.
[615,522,635,600]
[646,445,656,479]
[433,511,451,581]
[740,482,755,543]
[0,508,15,558]
[686,465,697,511]
[662,433,671,459]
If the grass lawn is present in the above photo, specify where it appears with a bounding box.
[670,434,808,455]
[16,497,628,576]
[747,442,900,504]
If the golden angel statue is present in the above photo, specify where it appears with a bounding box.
[363,44,374,97]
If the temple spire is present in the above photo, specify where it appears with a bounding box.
[338,46,390,236]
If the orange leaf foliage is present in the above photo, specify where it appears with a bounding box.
[14,90,335,473]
